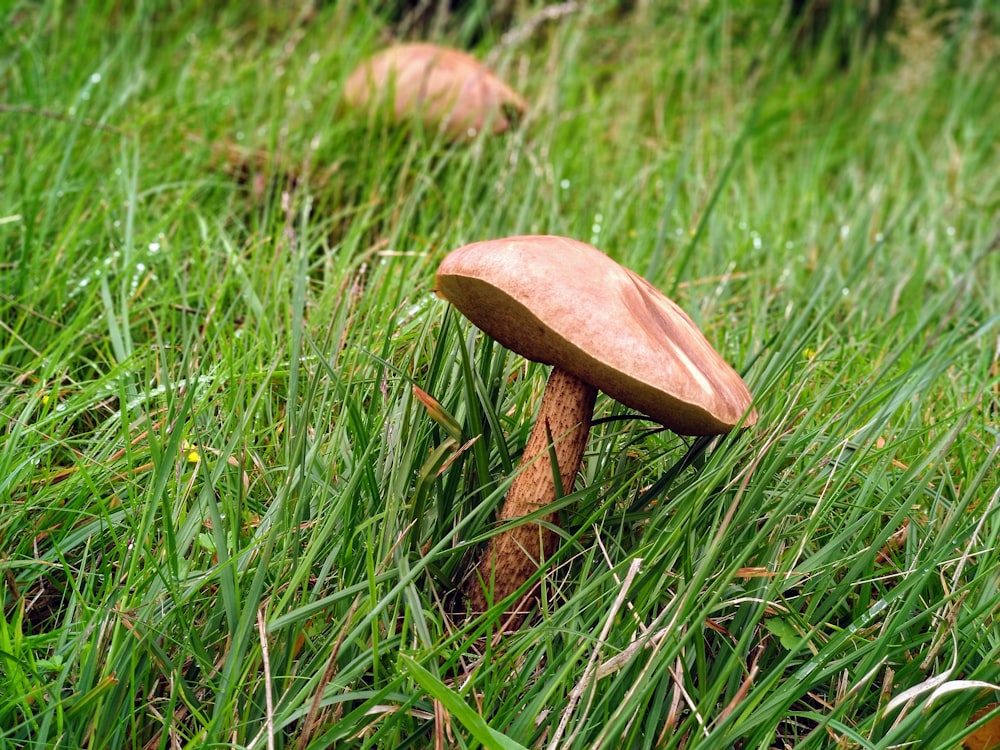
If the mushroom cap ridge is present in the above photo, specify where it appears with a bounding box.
[436,235,757,435]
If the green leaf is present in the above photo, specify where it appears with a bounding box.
[400,654,529,750]
[763,617,804,651]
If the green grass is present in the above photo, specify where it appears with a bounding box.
[2,1,999,748]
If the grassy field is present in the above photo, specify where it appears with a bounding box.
[2,1,999,748]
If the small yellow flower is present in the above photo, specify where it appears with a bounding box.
[181,440,201,463]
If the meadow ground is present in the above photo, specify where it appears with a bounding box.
[1,2,999,748]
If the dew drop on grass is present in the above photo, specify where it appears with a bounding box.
[840,224,850,239]
[842,287,850,296]
[149,242,160,253]
[560,179,570,190]
[590,213,603,244]
[55,403,66,413]
[401,300,426,321]
[90,72,101,84]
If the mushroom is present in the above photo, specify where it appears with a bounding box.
[435,235,757,618]
[344,43,527,141]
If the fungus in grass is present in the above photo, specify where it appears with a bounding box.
[435,235,757,619]
[344,43,527,141]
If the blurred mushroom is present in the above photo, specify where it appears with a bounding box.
[436,235,757,620]
[344,43,527,141]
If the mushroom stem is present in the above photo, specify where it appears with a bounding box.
[464,367,598,616]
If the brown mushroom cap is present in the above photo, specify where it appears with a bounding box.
[436,235,757,435]
[344,43,527,140]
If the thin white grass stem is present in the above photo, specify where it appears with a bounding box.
[252,608,275,750]
[548,557,643,750]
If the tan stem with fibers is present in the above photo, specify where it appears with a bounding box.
[464,367,598,617]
